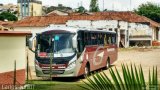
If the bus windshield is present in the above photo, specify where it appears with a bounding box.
[37,33,75,57]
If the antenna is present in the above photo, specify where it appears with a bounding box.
[103,0,104,11]
[112,2,114,11]
[130,0,132,11]
[80,1,82,6]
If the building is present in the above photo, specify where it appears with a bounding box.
[46,10,69,16]
[0,21,14,31]
[0,3,18,14]
[0,31,31,88]
[13,16,68,33]
[12,11,160,47]
[43,4,73,15]
[67,12,160,47]
[17,0,42,19]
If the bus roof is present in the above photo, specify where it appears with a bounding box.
[40,26,116,34]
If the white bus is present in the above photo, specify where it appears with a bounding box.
[29,26,118,77]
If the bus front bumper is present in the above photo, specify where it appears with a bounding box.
[35,64,78,77]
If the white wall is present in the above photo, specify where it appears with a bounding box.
[66,20,118,30]
[13,26,46,34]
[119,21,128,30]
[66,20,92,28]
[0,36,26,73]
[92,20,118,29]
[129,23,152,37]
[13,25,67,34]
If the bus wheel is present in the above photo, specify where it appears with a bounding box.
[84,65,90,77]
[106,58,110,69]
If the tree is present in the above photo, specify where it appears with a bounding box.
[103,9,108,12]
[89,0,100,12]
[0,12,18,21]
[134,2,160,23]
[76,6,86,13]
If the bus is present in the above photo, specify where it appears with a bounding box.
[29,26,118,77]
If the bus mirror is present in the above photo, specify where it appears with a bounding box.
[29,35,36,53]
[72,35,77,49]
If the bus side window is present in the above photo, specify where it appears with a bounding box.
[84,32,87,45]
[88,32,91,45]
[97,33,100,45]
[78,31,84,52]
[108,34,112,44]
[112,34,116,44]
[84,32,91,46]
[98,33,103,45]
[91,33,95,45]
[104,34,107,45]
[100,33,104,45]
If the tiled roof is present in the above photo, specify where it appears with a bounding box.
[13,16,69,27]
[88,12,160,27]
[70,15,106,20]
[0,21,14,27]
[0,69,25,85]
[0,31,31,36]
[13,11,160,27]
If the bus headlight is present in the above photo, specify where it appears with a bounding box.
[67,61,76,69]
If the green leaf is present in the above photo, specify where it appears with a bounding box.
[134,64,141,89]
[152,66,155,85]
[139,65,146,89]
[109,68,121,90]
[92,73,103,89]
[130,64,136,89]
[115,66,125,90]
[86,75,99,89]
[149,68,151,86]
[122,64,129,90]
[102,72,115,89]
[126,64,132,85]
[95,72,107,90]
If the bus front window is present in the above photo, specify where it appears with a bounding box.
[53,34,74,53]
[37,33,75,57]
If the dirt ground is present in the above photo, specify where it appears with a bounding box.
[28,48,160,81]
[103,48,160,81]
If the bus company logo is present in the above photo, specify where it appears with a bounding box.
[93,46,104,66]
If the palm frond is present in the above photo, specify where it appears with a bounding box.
[80,64,159,90]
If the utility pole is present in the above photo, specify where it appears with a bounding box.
[130,0,132,11]
[50,38,54,81]
[103,0,104,11]
[112,3,114,11]
[80,1,83,6]
[13,60,16,90]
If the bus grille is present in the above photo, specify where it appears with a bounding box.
[42,70,64,74]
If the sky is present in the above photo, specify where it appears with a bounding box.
[1,0,160,11]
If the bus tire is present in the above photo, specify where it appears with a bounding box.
[84,63,90,77]
[106,58,110,69]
